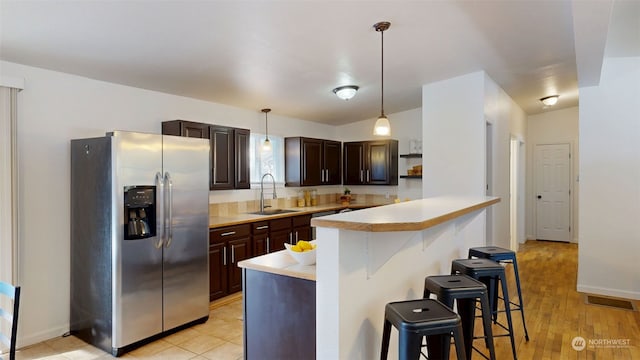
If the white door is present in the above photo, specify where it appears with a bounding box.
[535,144,571,241]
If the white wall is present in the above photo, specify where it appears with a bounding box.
[0,60,341,346]
[421,71,526,248]
[577,56,640,300]
[525,107,579,242]
[336,108,423,201]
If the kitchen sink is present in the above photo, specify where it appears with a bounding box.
[247,209,300,216]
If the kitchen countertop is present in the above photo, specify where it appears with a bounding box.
[310,196,500,232]
[237,248,316,281]
[209,201,391,228]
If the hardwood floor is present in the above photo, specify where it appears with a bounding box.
[466,240,640,360]
[7,240,639,359]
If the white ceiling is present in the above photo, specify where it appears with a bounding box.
[0,0,623,125]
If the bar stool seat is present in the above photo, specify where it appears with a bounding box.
[424,274,496,360]
[451,258,518,360]
[468,246,529,341]
[381,298,467,360]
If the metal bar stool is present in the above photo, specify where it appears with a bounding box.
[451,258,518,360]
[423,274,496,360]
[381,298,467,360]
[468,246,529,341]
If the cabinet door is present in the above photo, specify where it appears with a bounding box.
[252,221,270,256]
[343,142,365,185]
[228,238,250,294]
[270,228,292,252]
[292,214,312,243]
[235,128,251,189]
[323,140,342,185]
[301,138,323,186]
[210,126,234,190]
[162,120,210,139]
[368,140,398,185]
[209,241,228,301]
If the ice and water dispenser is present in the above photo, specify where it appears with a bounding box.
[123,186,156,240]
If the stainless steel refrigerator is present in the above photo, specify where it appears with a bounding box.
[70,131,210,356]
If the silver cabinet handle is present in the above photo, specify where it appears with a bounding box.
[256,225,269,230]
[231,246,235,263]
[154,172,164,249]
[325,169,329,182]
[360,169,363,182]
[221,231,236,237]
[367,169,370,182]
[223,246,227,266]
[266,236,270,253]
[164,172,174,248]
[295,231,299,242]
[289,232,293,244]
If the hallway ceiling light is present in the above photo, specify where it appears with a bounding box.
[373,21,391,136]
[540,95,559,106]
[333,85,359,100]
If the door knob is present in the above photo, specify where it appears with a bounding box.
[537,195,542,199]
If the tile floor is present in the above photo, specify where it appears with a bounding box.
[5,298,244,360]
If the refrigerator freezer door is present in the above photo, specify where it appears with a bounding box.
[112,131,164,348]
[161,135,210,331]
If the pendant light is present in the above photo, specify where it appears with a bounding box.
[261,108,272,152]
[373,21,391,136]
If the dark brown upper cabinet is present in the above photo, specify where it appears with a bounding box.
[162,120,210,139]
[162,120,250,190]
[343,140,398,185]
[210,126,235,190]
[285,137,342,186]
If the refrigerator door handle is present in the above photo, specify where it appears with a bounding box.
[164,172,174,248]
[155,172,164,249]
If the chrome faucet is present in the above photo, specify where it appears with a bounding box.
[260,173,277,213]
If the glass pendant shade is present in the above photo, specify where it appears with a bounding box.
[262,137,272,152]
[373,115,391,136]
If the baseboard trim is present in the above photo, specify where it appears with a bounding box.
[577,284,640,301]
[18,324,69,349]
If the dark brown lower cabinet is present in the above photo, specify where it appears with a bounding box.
[251,221,270,256]
[269,218,293,252]
[209,224,251,301]
[243,269,315,360]
[211,214,314,300]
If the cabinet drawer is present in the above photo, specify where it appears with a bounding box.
[252,221,270,234]
[210,224,251,243]
[292,214,311,227]
[270,217,292,231]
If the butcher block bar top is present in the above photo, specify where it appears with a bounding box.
[310,195,500,232]
[238,249,316,281]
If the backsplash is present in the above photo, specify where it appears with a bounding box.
[209,193,391,217]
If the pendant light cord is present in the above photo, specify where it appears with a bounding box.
[380,27,385,117]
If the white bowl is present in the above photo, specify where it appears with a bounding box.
[284,242,317,265]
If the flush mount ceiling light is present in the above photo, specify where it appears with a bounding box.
[261,108,272,152]
[333,85,359,100]
[540,95,559,106]
[373,21,391,136]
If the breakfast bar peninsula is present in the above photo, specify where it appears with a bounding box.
[311,195,499,360]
